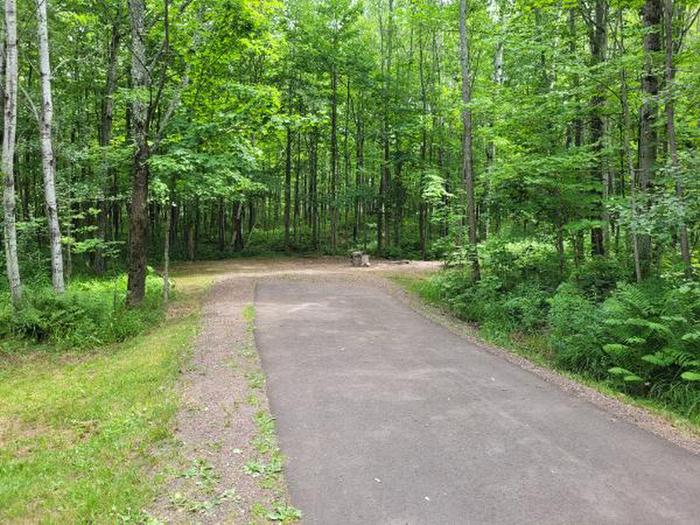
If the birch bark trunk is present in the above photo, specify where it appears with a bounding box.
[36,0,65,292]
[2,0,21,305]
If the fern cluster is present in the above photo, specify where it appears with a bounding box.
[601,281,700,398]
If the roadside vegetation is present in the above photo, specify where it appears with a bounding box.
[0,274,165,352]
[0,273,208,523]
[395,236,700,430]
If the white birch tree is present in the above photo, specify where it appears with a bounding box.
[36,0,65,292]
[2,0,21,305]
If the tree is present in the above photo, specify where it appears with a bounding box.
[36,0,65,293]
[2,0,21,306]
[637,0,663,279]
[663,0,692,278]
[126,0,150,307]
[459,0,480,280]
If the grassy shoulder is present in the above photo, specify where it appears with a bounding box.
[391,272,700,437]
[0,274,212,524]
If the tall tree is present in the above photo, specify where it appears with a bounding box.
[664,0,692,277]
[588,0,608,257]
[637,0,663,278]
[36,0,65,293]
[126,0,150,307]
[459,0,480,280]
[2,0,21,305]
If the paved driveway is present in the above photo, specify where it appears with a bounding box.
[255,279,700,525]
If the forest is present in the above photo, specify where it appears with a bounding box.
[1,0,700,520]
[3,0,698,402]
[0,0,699,400]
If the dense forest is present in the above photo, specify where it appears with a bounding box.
[1,0,699,408]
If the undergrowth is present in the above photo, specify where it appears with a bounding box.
[0,273,165,351]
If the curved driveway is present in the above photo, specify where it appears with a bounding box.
[255,279,700,525]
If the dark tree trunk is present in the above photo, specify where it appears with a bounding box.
[95,23,121,275]
[126,0,150,307]
[589,0,607,257]
[637,0,662,279]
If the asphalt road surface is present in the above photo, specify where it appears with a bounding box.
[255,279,700,525]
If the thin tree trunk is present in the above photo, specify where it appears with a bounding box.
[96,22,121,274]
[126,0,150,307]
[616,7,643,282]
[284,124,292,249]
[163,198,173,303]
[2,0,21,305]
[36,0,65,292]
[459,0,480,280]
[329,66,338,254]
[589,0,607,257]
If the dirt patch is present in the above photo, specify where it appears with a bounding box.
[148,276,293,523]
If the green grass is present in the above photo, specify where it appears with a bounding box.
[0,279,209,523]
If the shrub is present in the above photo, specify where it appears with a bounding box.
[480,237,560,290]
[600,280,700,414]
[548,283,607,374]
[571,257,625,299]
[501,282,549,334]
[0,274,164,350]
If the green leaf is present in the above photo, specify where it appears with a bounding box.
[680,371,700,382]
[681,332,700,342]
[608,366,633,376]
[641,354,670,366]
[603,344,627,355]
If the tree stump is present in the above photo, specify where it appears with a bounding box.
[351,251,370,267]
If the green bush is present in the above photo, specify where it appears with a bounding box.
[571,257,625,298]
[600,280,700,413]
[433,271,549,335]
[424,253,700,419]
[0,274,164,350]
[480,237,560,290]
[548,283,607,374]
[501,282,549,334]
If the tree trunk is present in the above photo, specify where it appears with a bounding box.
[589,0,607,257]
[126,0,150,307]
[664,0,692,277]
[637,0,662,279]
[329,66,338,254]
[96,23,121,274]
[377,0,393,256]
[163,199,173,303]
[284,124,292,249]
[232,201,244,251]
[36,0,65,293]
[459,0,480,280]
[2,0,21,306]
